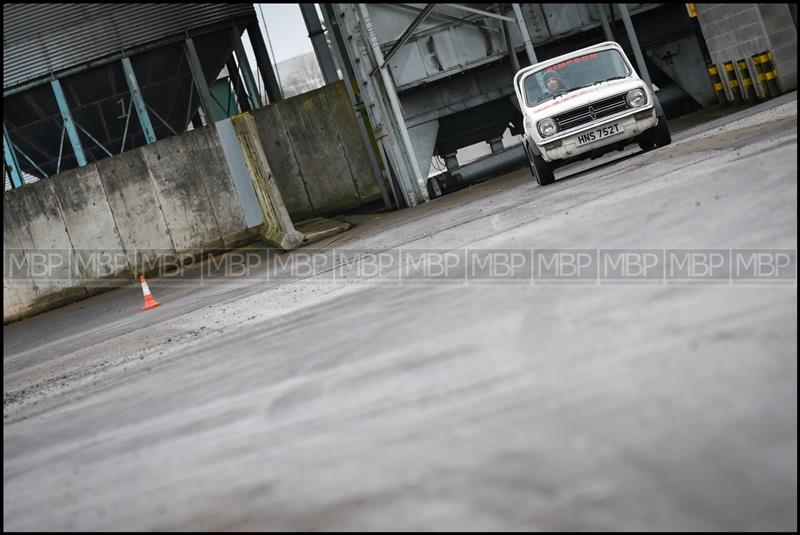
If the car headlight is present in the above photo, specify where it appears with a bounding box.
[626,88,647,108]
[538,118,558,137]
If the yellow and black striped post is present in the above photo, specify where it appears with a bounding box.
[736,58,757,103]
[752,51,781,100]
[764,51,780,98]
[723,61,743,105]
[707,64,727,106]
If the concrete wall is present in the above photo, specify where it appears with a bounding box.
[3,126,251,323]
[696,4,797,94]
[757,4,798,92]
[251,81,382,219]
[4,80,382,323]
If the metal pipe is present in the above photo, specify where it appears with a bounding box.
[511,4,537,64]
[358,3,427,205]
[616,4,653,90]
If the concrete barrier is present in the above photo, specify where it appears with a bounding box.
[232,113,304,250]
[96,150,176,274]
[3,80,380,323]
[191,127,251,247]
[141,130,225,257]
[251,105,315,221]
[51,164,132,289]
[3,179,87,314]
[278,87,362,216]
[250,81,381,219]
[322,81,381,203]
[3,204,41,322]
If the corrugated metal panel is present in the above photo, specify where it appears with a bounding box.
[3,3,255,89]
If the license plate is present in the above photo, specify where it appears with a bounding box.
[576,122,623,145]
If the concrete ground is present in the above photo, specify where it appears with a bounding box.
[4,94,797,531]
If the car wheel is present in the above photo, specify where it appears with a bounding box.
[654,114,672,147]
[530,150,555,186]
[638,129,656,152]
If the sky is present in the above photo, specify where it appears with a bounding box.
[236,4,319,97]
[254,3,315,64]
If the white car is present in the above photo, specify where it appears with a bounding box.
[513,41,671,186]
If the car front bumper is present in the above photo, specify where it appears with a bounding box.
[539,112,658,162]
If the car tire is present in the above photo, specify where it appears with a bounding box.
[527,145,555,186]
[638,129,656,152]
[654,114,672,147]
[638,114,671,152]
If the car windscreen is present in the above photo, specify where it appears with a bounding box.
[523,49,632,107]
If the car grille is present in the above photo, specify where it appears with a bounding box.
[554,94,629,131]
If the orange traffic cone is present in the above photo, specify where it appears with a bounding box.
[140,274,161,311]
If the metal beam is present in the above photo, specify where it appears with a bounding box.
[597,4,615,41]
[511,4,537,64]
[182,37,215,125]
[230,27,262,109]
[371,3,435,76]
[391,4,499,33]
[616,4,653,89]
[358,3,427,205]
[501,18,520,73]
[443,3,514,22]
[246,21,283,103]
[11,141,48,178]
[4,124,24,188]
[226,58,252,113]
[121,56,157,144]
[50,79,87,167]
[321,3,392,210]
[299,4,340,85]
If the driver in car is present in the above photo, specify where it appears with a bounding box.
[544,72,568,95]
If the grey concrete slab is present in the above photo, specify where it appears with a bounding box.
[278,87,362,216]
[140,130,225,254]
[3,179,87,310]
[50,164,132,285]
[3,201,40,322]
[96,149,175,273]
[323,81,382,202]
[251,105,315,221]
[194,125,250,246]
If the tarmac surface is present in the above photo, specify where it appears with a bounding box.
[4,93,797,531]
